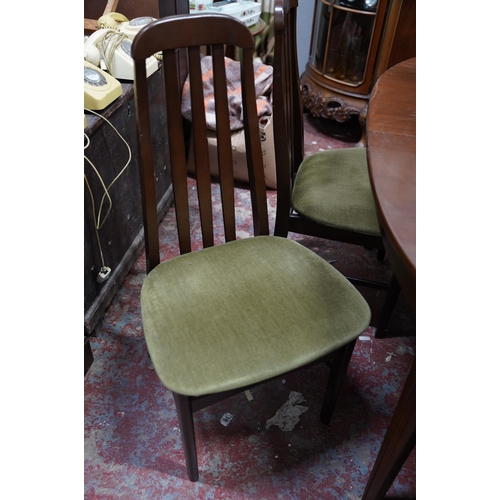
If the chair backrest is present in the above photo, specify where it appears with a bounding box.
[132,13,269,273]
[272,0,304,237]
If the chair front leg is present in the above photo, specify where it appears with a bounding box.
[173,392,199,482]
[320,339,356,425]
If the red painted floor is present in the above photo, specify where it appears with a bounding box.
[85,113,416,499]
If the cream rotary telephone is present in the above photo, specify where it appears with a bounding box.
[98,12,160,56]
[97,12,156,41]
[84,26,158,81]
[84,60,122,110]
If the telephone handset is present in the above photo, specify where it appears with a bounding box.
[97,12,155,40]
[119,16,156,40]
[84,27,158,81]
[97,11,129,29]
[84,60,122,110]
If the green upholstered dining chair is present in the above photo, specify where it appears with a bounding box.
[131,12,371,482]
[272,0,400,338]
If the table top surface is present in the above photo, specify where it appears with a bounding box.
[366,57,416,306]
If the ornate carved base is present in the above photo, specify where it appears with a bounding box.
[300,71,369,145]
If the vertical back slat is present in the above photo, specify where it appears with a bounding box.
[188,46,215,248]
[211,45,236,242]
[273,0,300,238]
[134,59,160,272]
[164,48,192,254]
[288,1,304,173]
[272,7,291,238]
[240,46,269,236]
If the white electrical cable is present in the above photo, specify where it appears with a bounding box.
[84,108,132,277]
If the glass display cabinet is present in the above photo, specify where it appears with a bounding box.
[301,0,415,131]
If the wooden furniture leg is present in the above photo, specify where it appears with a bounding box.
[320,339,356,424]
[376,276,401,338]
[173,392,199,482]
[361,361,416,500]
[84,334,94,376]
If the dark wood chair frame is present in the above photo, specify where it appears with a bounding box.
[272,0,400,338]
[132,12,359,482]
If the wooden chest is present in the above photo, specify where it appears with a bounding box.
[84,65,173,336]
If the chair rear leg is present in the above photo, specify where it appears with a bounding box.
[172,392,199,482]
[375,275,401,338]
[320,339,356,425]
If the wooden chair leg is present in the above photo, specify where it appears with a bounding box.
[320,339,356,424]
[375,275,401,338]
[172,392,199,482]
[84,335,94,376]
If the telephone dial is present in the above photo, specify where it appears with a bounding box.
[119,16,156,40]
[84,60,122,110]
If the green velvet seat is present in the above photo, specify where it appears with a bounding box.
[142,236,370,397]
[291,148,381,237]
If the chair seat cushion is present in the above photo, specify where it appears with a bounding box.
[141,236,370,396]
[292,148,381,236]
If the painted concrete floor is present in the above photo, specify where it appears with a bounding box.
[84,113,416,499]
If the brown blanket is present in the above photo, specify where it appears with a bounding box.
[181,55,273,131]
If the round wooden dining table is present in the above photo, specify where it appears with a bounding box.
[367,57,416,307]
[362,57,416,500]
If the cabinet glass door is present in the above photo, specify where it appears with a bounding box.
[309,0,379,87]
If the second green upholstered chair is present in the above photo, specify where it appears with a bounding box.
[272,0,400,337]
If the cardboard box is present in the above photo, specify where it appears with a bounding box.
[206,0,262,27]
[187,113,276,189]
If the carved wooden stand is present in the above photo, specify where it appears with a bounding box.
[299,0,415,146]
[300,73,368,144]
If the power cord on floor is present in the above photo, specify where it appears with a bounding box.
[84,107,132,282]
